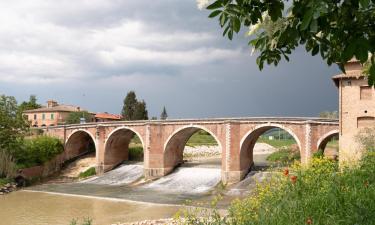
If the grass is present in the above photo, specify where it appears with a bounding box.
[78,167,96,179]
[257,137,296,148]
[180,153,375,225]
[186,131,218,147]
[0,178,12,186]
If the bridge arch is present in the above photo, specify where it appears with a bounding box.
[317,129,339,152]
[65,129,97,161]
[239,123,302,175]
[163,125,222,174]
[103,126,145,171]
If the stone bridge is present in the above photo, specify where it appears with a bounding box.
[44,117,338,183]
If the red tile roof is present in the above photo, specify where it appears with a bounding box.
[95,113,123,120]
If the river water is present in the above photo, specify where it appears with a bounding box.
[0,154,272,225]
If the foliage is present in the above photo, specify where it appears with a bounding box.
[18,95,42,113]
[134,100,149,120]
[181,154,375,224]
[202,0,375,85]
[128,146,144,161]
[69,218,93,225]
[0,148,17,178]
[66,111,93,125]
[14,136,64,168]
[356,127,375,152]
[266,148,300,165]
[0,177,13,186]
[121,91,148,120]
[319,110,339,119]
[160,106,168,120]
[78,167,96,179]
[186,130,218,147]
[0,95,28,152]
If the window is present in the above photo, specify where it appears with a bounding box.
[360,86,372,100]
[358,117,375,128]
[42,114,45,120]
[51,113,54,120]
[34,114,37,120]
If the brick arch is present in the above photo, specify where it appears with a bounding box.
[239,123,302,176]
[316,129,339,151]
[103,126,145,171]
[65,129,97,161]
[163,125,223,175]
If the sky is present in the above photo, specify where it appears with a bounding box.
[0,0,340,119]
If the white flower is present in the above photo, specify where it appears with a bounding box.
[197,0,211,10]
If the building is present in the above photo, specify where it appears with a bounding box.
[94,112,123,122]
[333,59,375,163]
[23,100,94,127]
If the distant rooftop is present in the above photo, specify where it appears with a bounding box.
[24,100,86,113]
[95,112,123,120]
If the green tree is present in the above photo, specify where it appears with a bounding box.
[134,100,148,120]
[319,110,339,119]
[121,91,149,120]
[18,95,42,112]
[0,95,28,152]
[122,91,137,120]
[160,106,168,120]
[202,0,375,85]
[66,111,92,124]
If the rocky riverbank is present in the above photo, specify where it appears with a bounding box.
[113,218,178,225]
[0,182,17,195]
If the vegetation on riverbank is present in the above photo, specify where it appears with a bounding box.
[78,167,96,179]
[180,153,375,224]
[186,131,218,147]
[266,148,300,165]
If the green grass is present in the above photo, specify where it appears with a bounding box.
[0,178,12,186]
[78,167,96,179]
[327,139,339,148]
[257,137,296,148]
[186,131,218,147]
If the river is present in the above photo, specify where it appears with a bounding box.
[0,154,272,225]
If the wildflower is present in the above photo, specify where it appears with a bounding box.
[283,168,289,176]
[290,175,297,184]
[306,217,313,224]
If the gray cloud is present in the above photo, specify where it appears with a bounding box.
[0,0,340,118]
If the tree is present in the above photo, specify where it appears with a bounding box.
[160,106,168,120]
[121,91,149,120]
[18,95,42,113]
[200,0,375,85]
[122,91,137,120]
[319,111,338,119]
[66,111,92,124]
[0,95,28,153]
[134,100,149,120]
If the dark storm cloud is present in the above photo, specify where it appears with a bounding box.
[0,0,340,118]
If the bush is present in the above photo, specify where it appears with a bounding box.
[180,154,375,225]
[14,136,64,168]
[266,148,300,165]
[0,148,17,178]
[78,167,96,179]
[129,146,144,161]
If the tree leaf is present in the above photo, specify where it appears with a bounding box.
[312,45,319,56]
[233,18,241,33]
[207,0,223,10]
[360,0,370,8]
[310,19,318,33]
[300,9,313,31]
[209,10,221,18]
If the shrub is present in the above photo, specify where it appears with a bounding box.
[180,154,375,225]
[14,136,64,168]
[266,148,300,165]
[129,146,144,161]
[78,167,96,179]
[0,148,17,178]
